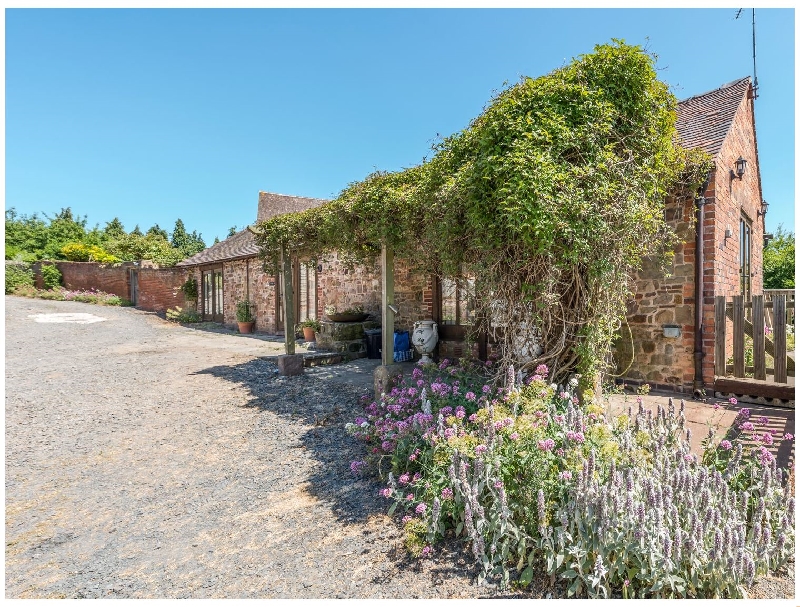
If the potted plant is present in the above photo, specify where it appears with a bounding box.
[180,276,198,310]
[296,318,321,342]
[236,300,255,334]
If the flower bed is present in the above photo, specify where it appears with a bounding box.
[11,285,129,306]
[347,359,795,598]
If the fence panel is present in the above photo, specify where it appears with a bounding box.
[752,295,766,380]
[774,295,787,383]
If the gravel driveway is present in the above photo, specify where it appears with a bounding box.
[5,296,503,599]
[5,296,793,599]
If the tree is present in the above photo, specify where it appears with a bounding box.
[147,224,169,240]
[104,217,126,240]
[131,225,143,236]
[228,226,238,238]
[40,208,89,259]
[171,219,189,252]
[764,225,795,289]
[105,232,184,266]
[213,236,220,244]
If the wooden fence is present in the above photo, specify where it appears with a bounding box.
[715,294,794,384]
[765,289,795,330]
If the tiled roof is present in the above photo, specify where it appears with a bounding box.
[675,77,751,158]
[257,191,328,222]
[176,228,259,267]
[177,192,330,266]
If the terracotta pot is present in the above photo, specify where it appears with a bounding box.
[238,321,255,334]
[302,327,316,342]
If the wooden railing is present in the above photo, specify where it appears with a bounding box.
[715,294,794,384]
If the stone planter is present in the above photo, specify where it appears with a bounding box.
[238,321,255,334]
[412,320,438,364]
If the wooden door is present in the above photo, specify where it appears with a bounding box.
[202,268,224,322]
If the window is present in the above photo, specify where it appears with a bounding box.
[740,214,752,301]
[440,276,476,326]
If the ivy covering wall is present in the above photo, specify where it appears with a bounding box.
[253,41,711,385]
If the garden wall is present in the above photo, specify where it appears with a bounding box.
[137,266,189,313]
[34,261,134,299]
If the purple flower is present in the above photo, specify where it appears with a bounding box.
[415,503,427,515]
[465,391,476,402]
[623,579,630,588]
[762,432,774,446]
[421,545,432,557]
[509,432,520,441]
[482,384,491,394]
[350,460,366,474]
[399,473,410,485]
[560,470,573,480]
[758,416,770,425]
[739,422,754,431]
[784,433,794,441]
[713,403,721,410]
[720,440,733,450]
[468,413,478,423]
[380,488,392,498]
[444,428,455,439]
[537,438,555,451]
[475,444,488,456]
[441,487,454,500]
[455,406,466,418]
[417,379,425,387]
[405,493,415,501]
[730,397,739,405]
[439,359,450,370]
[554,414,565,424]
[412,472,422,482]
[535,364,548,375]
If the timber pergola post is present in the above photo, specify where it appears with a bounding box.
[277,241,303,375]
[374,242,401,396]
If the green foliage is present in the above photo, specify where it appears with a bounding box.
[236,300,255,322]
[61,242,121,263]
[180,276,198,300]
[296,318,322,331]
[228,226,238,238]
[5,262,34,294]
[40,264,63,289]
[104,217,126,240]
[170,219,206,258]
[131,224,143,236]
[166,306,202,323]
[105,233,185,266]
[764,225,794,289]
[253,41,712,383]
[147,224,169,240]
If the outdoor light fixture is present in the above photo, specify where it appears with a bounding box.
[757,199,769,218]
[731,156,747,180]
[388,304,399,315]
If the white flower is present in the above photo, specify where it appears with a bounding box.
[569,377,579,387]
[550,383,558,391]
[360,421,369,429]
[344,423,356,434]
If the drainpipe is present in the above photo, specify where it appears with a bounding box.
[693,172,712,396]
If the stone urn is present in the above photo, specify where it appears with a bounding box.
[412,320,438,364]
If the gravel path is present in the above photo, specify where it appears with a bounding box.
[5,296,794,599]
[5,296,501,599]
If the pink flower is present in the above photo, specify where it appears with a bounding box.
[720,440,733,450]
[417,379,425,387]
[413,472,422,482]
[475,444,488,456]
[465,391,476,402]
[380,488,392,498]
[482,385,491,394]
[444,428,455,439]
[493,480,504,489]
[468,413,478,423]
[535,364,548,376]
[421,545,432,557]
[509,432,520,441]
[399,473,410,485]
[758,416,770,425]
[762,432,774,446]
[455,407,466,418]
[713,403,720,410]
[784,433,794,441]
[405,493,415,501]
[401,515,412,524]
[571,396,579,405]
[415,503,427,515]
[441,487,454,500]
[560,470,572,480]
[729,397,738,405]
[537,438,555,451]
[739,422,754,432]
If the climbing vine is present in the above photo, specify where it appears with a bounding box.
[253,40,712,385]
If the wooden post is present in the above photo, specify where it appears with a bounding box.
[752,295,766,380]
[732,295,745,378]
[714,296,727,377]
[281,243,295,356]
[381,244,394,366]
[774,295,787,383]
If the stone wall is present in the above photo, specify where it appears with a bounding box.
[619,91,765,393]
[219,258,279,332]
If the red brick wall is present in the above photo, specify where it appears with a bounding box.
[137,267,189,313]
[48,261,133,299]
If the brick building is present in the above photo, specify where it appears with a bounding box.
[180,77,766,392]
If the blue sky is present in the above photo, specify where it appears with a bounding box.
[5,8,795,245]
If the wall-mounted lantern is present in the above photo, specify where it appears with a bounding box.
[757,199,769,219]
[730,156,747,181]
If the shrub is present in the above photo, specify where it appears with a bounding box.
[166,306,201,323]
[236,300,254,322]
[5,262,34,294]
[60,242,121,263]
[40,264,62,289]
[351,361,795,598]
[179,276,198,301]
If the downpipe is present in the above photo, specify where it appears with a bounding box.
[693,173,712,397]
